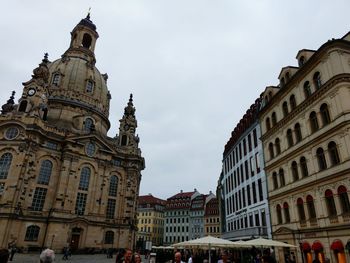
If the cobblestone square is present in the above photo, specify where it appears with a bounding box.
[12,253,118,263]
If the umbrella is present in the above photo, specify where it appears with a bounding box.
[172,236,242,263]
[244,237,297,248]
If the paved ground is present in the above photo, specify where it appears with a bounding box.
[11,253,135,263]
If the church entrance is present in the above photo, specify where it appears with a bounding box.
[70,228,82,251]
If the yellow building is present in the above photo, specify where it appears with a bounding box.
[0,15,144,252]
[259,32,350,263]
[204,197,220,238]
[136,194,165,247]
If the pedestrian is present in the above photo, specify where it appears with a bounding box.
[0,248,9,263]
[40,248,55,263]
[62,247,69,260]
[107,248,113,258]
[123,249,133,263]
[134,252,142,263]
[116,249,125,263]
[218,251,229,263]
[9,246,16,262]
[175,251,185,263]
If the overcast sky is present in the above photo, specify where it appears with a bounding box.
[1,1,349,199]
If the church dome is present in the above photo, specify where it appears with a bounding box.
[45,15,111,135]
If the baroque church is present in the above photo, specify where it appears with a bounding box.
[0,15,145,251]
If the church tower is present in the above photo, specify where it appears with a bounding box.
[0,15,144,251]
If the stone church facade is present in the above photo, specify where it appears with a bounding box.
[0,15,145,252]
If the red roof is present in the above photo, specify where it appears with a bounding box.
[138,194,166,206]
[168,191,195,200]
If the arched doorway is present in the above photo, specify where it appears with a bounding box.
[70,227,83,251]
[301,242,312,263]
[312,241,325,263]
[331,240,346,263]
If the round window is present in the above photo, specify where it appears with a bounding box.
[5,127,19,140]
[85,142,96,157]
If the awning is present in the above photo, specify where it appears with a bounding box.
[312,241,323,252]
[301,242,311,252]
[330,240,344,252]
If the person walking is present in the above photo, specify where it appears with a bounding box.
[175,252,185,263]
[40,249,55,263]
[9,246,16,262]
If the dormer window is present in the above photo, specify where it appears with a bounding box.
[280,77,285,87]
[86,80,94,93]
[52,73,60,86]
[299,56,305,67]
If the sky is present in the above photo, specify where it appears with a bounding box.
[1,1,349,199]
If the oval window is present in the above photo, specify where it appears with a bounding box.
[85,142,96,157]
[5,127,19,140]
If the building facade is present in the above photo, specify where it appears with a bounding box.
[0,15,144,251]
[204,197,220,238]
[220,99,271,241]
[136,194,165,247]
[259,32,350,263]
[163,190,200,244]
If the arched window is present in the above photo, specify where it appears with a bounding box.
[297,198,306,221]
[304,81,312,98]
[105,231,114,244]
[285,72,290,81]
[282,102,289,117]
[309,111,319,133]
[121,135,128,146]
[291,161,299,181]
[313,72,322,89]
[0,153,12,179]
[294,123,302,143]
[299,56,305,67]
[306,195,316,219]
[266,118,271,130]
[18,100,28,112]
[276,204,282,224]
[52,73,60,86]
[328,141,340,166]
[300,156,308,177]
[325,190,337,216]
[82,33,92,49]
[25,225,40,241]
[280,77,285,87]
[317,147,327,171]
[272,172,278,190]
[79,167,91,191]
[83,118,94,132]
[290,95,297,110]
[320,103,331,126]
[271,112,277,126]
[279,169,285,187]
[109,175,118,197]
[283,202,290,223]
[269,143,274,159]
[37,160,53,185]
[86,80,94,93]
[337,186,350,214]
[275,138,281,155]
[287,129,294,147]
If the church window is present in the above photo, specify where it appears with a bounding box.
[287,129,294,147]
[328,141,340,166]
[268,142,274,159]
[121,135,128,146]
[300,156,308,177]
[52,73,60,86]
[85,142,96,157]
[5,127,19,140]
[31,187,47,211]
[291,161,299,181]
[306,195,316,219]
[0,153,12,179]
[83,118,94,132]
[283,202,290,223]
[104,231,114,244]
[86,80,94,93]
[75,192,87,215]
[313,71,322,89]
[109,175,118,197]
[316,147,327,171]
[272,172,278,190]
[338,186,350,214]
[25,225,40,241]
[276,205,282,224]
[304,81,312,98]
[325,189,337,216]
[79,167,91,191]
[320,103,331,126]
[297,198,306,221]
[282,101,288,117]
[82,33,92,49]
[295,123,302,143]
[265,118,271,130]
[290,95,297,110]
[271,112,277,126]
[37,160,53,185]
[18,100,28,112]
[279,168,285,187]
[106,199,116,219]
[309,111,319,133]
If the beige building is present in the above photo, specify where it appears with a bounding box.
[0,15,144,252]
[204,197,220,238]
[136,194,165,248]
[259,32,350,263]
